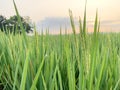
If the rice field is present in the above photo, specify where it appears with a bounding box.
[0,0,120,90]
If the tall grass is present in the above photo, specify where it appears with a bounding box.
[0,0,120,90]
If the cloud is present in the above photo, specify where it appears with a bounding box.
[36,17,71,31]
[36,17,120,34]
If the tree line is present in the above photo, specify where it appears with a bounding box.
[0,15,33,34]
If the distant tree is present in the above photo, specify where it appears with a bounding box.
[0,15,7,32]
[0,15,33,34]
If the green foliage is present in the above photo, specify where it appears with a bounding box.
[0,30,120,90]
[0,15,32,34]
[0,15,7,32]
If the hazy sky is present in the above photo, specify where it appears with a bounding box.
[0,0,120,32]
[0,0,120,21]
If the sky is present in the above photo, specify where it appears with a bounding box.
[0,0,120,33]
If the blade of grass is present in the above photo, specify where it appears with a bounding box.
[114,78,120,90]
[30,57,45,90]
[57,67,63,90]
[89,10,99,90]
[13,57,21,90]
[20,50,30,90]
[12,0,27,44]
[83,0,87,38]
[95,47,108,90]
[69,9,76,35]
[41,72,47,90]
